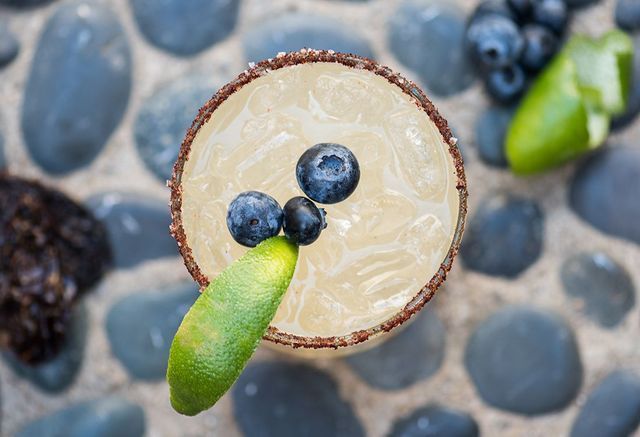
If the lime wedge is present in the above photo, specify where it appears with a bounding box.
[506,30,633,175]
[167,236,298,416]
[506,54,590,175]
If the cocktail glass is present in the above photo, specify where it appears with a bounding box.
[170,50,467,357]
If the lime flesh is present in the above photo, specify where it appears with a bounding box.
[167,236,298,416]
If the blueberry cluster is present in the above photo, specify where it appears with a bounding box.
[227,143,360,247]
[466,0,573,103]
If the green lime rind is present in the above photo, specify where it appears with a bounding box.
[167,236,298,416]
[506,30,633,175]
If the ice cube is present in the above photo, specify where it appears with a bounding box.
[384,110,447,201]
[310,73,390,124]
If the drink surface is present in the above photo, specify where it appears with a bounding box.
[181,62,459,338]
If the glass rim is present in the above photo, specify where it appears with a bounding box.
[169,49,468,350]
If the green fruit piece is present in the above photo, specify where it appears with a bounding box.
[167,236,298,416]
[506,30,633,175]
[506,54,590,175]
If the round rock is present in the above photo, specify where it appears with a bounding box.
[233,362,364,437]
[570,147,640,245]
[561,252,635,328]
[570,370,640,437]
[16,396,145,437]
[388,0,475,97]
[21,0,131,175]
[461,194,544,278]
[87,193,178,268]
[3,303,87,393]
[129,0,239,56]
[345,307,445,390]
[243,13,375,62]
[0,21,19,68]
[0,0,55,7]
[565,0,601,8]
[465,306,583,415]
[616,0,640,32]
[388,404,479,437]
[106,283,198,380]
[474,106,513,168]
[134,75,215,181]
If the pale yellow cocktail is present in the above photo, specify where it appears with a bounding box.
[171,51,466,353]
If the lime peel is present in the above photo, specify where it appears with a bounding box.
[506,30,633,175]
[167,236,298,416]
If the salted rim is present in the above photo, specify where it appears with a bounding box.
[169,49,468,350]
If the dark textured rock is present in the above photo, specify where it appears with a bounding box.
[612,35,640,130]
[130,0,240,56]
[561,252,635,328]
[465,306,582,415]
[616,0,640,32]
[570,147,640,245]
[87,193,178,268]
[474,106,513,168]
[106,283,198,380]
[461,194,544,277]
[21,0,131,175]
[243,13,375,62]
[0,176,110,364]
[345,308,445,390]
[3,303,87,393]
[388,0,475,97]
[16,396,145,437]
[0,21,19,68]
[135,76,215,181]
[233,362,364,437]
[388,405,479,437]
[570,370,640,437]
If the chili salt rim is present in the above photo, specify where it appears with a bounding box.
[169,49,468,349]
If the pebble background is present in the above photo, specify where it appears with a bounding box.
[0,0,639,436]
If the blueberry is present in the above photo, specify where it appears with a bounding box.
[520,24,559,72]
[296,143,360,205]
[532,0,569,35]
[507,0,533,19]
[466,15,525,70]
[226,191,283,247]
[283,197,327,246]
[616,0,640,32]
[485,64,527,103]
[470,0,518,23]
